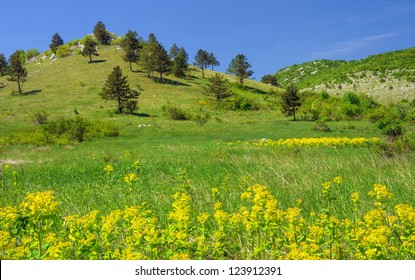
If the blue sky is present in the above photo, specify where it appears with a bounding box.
[1,0,414,79]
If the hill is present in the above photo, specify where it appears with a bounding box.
[0,44,279,137]
[274,48,415,102]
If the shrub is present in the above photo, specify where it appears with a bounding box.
[56,45,72,58]
[31,111,48,125]
[162,105,190,120]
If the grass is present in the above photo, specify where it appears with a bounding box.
[1,45,414,260]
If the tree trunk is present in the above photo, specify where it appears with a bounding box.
[293,110,296,121]
[89,53,93,62]
[201,67,205,78]
[159,72,163,79]
[17,74,22,94]
[117,96,123,114]
[129,62,133,72]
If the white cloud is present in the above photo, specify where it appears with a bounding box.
[309,33,398,59]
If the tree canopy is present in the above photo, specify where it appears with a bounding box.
[194,49,210,78]
[203,73,233,102]
[93,21,112,45]
[227,54,254,86]
[120,30,142,72]
[8,50,28,94]
[100,66,140,114]
[280,83,302,121]
[0,53,7,76]
[81,36,99,62]
[49,33,64,54]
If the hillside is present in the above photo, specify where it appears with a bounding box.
[0,44,278,137]
[274,48,415,102]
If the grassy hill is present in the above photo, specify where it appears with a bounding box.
[0,45,279,137]
[274,48,415,102]
[1,41,415,260]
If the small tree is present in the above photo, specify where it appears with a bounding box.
[154,41,171,79]
[171,47,188,78]
[280,83,302,121]
[261,74,278,86]
[0,53,7,76]
[100,66,140,114]
[203,73,233,102]
[120,30,142,72]
[227,54,253,87]
[49,33,64,54]
[194,49,210,78]
[208,52,220,70]
[81,36,99,62]
[93,21,112,45]
[8,50,27,94]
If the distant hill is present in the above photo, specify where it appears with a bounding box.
[274,48,415,102]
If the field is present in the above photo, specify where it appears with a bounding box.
[1,46,414,260]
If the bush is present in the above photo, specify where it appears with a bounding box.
[227,95,260,111]
[162,105,190,120]
[56,45,72,58]
[31,111,48,125]
[312,121,331,132]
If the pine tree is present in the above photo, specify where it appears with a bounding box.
[194,49,210,78]
[8,50,27,94]
[120,30,142,71]
[81,36,99,63]
[169,44,180,60]
[172,47,188,78]
[0,53,7,76]
[100,66,140,114]
[208,52,220,70]
[261,74,278,86]
[154,41,171,79]
[280,83,302,121]
[203,73,233,102]
[93,21,112,45]
[49,33,64,54]
[227,54,254,87]
[138,34,171,79]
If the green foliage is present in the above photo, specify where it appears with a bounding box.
[55,45,71,58]
[30,111,48,125]
[275,48,415,88]
[162,105,191,120]
[100,66,140,114]
[171,46,188,78]
[8,50,28,94]
[203,73,233,102]
[0,53,7,76]
[208,52,220,71]
[280,84,301,121]
[93,21,112,45]
[49,33,64,54]
[120,30,142,72]
[81,36,99,62]
[261,74,279,86]
[227,54,254,86]
[194,49,210,78]
[228,95,260,111]
[138,34,171,79]
[25,49,39,60]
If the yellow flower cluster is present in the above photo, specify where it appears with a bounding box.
[103,165,114,175]
[243,137,381,148]
[0,180,414,260]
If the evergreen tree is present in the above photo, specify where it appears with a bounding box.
[49,33,64,54]
[194,49,210,78]
[0,53,7,76]
[172,47,188,78]
[203,73,233,102]
[169,43,180,60]
[120,30,142,72]
[138,34,170,79]
[93,21,112,45]
[154,41,171,79]
[208,52,220,70]
[280,83,302,121]
[227,54,254,87]
[100,66,140,114]
[8,50,27,94]
[81,36,99,62]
